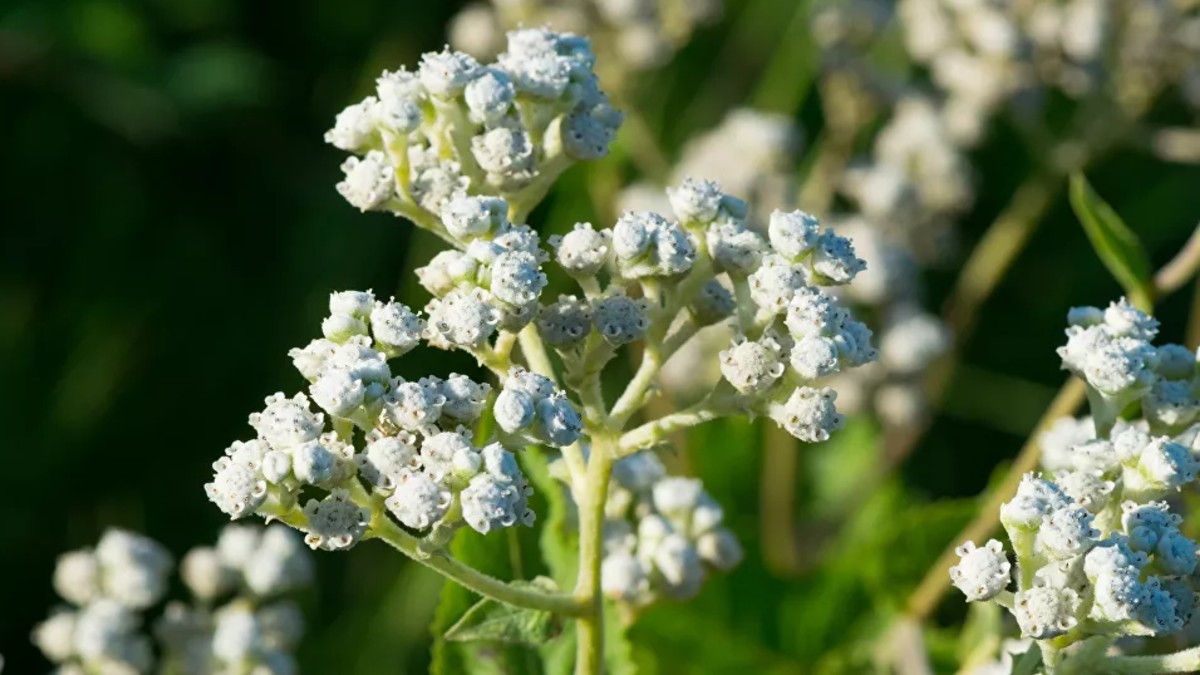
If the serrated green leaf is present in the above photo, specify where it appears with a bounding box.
[1069,173,1155,309]
[445,577,563,646]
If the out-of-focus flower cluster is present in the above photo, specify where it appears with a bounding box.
[326,28,621,228]
[33,525,312,675]
[591,452,743,605]
[952,300,1200,651]
[448,0,723,87]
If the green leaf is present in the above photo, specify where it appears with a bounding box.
[1011,643,1043,675]
[521,448,578,588]
[445,577,563,646]
[1069,173,1155,309]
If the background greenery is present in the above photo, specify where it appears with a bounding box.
[3,0,1199,672]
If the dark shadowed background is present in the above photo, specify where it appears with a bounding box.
[3,0,1199,672]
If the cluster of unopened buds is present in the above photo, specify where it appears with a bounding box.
[326,28,622,229]
[33,525,312,675]
[951,299,1200,672]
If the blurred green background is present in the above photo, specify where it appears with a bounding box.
[3,0,1199,672]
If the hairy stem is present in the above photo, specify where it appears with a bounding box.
[518,323,559,384]
[1153,224,1200,296]
[371,516,589,616]
[574,434,616,675]
[618,396,735,456]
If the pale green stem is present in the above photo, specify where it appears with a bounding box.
[370,516,588,616]
[732,276,758,336]
[609,344,662,429]
[510,151,574,223]
[573,433,616,675]
[518,323,559,384]
[1153,224,1200,297]
[578,276,603,300]
[617,396,737,456]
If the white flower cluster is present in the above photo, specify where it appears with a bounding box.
[540,179,877,445]
[953,300,1200,650]
[327,28,621,224]
[1058,297,1198,434]
[448,0,723,84]
[589,452,742,605]
[34,525,313,675]
[206,288,548,549]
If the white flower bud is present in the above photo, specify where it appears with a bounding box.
[329,290,375,318]
[1154,343,1196,380]
[707,220,766,274]
[749,255,806,314]
[369,300,424,357]
[375,69,423,133]
[1035,505,1100,560]
[181,547,232,601]
[464,69,514,123]
[441,193,509,241]
[73,599,152,670]
[689,279,736,326]
[549,223,611,278]
[213,605,262,662]
[461,472,534,533]
[1126,437,1198,497]
[880,311,950,375]
[33,609,77,662]
[1038,416,1096,473]
[650,533,705,600]
[423,288,502,350]
[321,312,368,342]
[810,230,866,285]
[1067,305,1105,327]
[768,386,844,442]
[291,438,339,486]
[53,550,100,606]
[418,48,481,97]
[438,374,491,424]
[408,147,469,213]
[536,394,584,447]
[1104,297,1159,341]
[1000,473,1071,532]
[612,211,695,279]
[206,441,270,519]
[1122,501,1181,552]
[288,339,337,382]
[789,335,841,380]
[419,431,477,484]
[324,97,378,151]
[1013,585,1081,639]
[1155,529,1198,575]
[666,178,723,223]
[301,490,371,551]
[493,224,546,259]
[601,550,651,604]
[385,469,453,530]
[561,108,619,160]
[472,125,535,181]
[949,539,1011,601]
[1058,324,1155,398]
[537,295,592,348]
[250,393,324,450]
[719,336,786,394]
[1143,379,1200,432]
[696,528,743,571]
[1140,578,1184,635]
[592,292,650,345]
[490,250,547,306]
[356,433,419,489]
[416,250,477,297]
[382,379,446,432]
[1056,470,1116,512]
[494,387,536,434]
[310,369,366,418]
[768,209,821,261]
[336,151,395,212]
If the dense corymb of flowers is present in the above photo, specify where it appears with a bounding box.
[33,525,312,675]
[623,108,950,430]
[952,299,1200,656]
[448,0,723,86]
[326,28,622,228]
